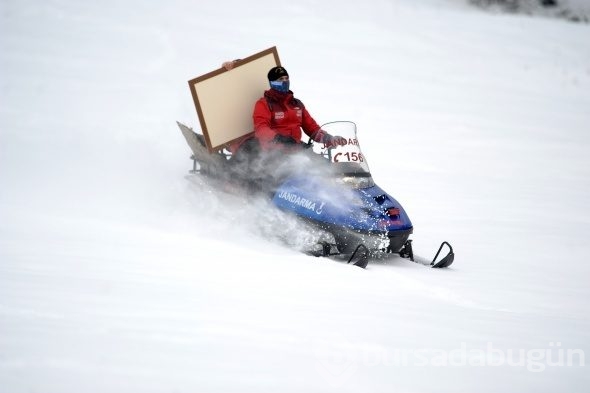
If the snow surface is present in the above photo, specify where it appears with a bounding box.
[1,0,589,392]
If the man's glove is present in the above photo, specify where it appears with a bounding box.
[323,134,347,148]
[272,134,298,145]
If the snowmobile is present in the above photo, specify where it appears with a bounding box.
[177,120,454,269]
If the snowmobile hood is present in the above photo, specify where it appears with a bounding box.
[272,121,412,235]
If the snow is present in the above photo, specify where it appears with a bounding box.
[1,0,589,392]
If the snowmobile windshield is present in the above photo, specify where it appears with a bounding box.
[314,121,374,189]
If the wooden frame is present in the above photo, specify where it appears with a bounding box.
[188,46,281,153]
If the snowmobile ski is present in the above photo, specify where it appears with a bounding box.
[346,244,370,268]
[306,241,369,268]
[395,239,454,268]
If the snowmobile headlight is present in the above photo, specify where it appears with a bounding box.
[337,175,375,189]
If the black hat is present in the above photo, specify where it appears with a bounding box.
[267,66,289,81]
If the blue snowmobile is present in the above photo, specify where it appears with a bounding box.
[177,120,454,269]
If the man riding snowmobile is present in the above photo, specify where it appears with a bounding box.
[226,65,346,193]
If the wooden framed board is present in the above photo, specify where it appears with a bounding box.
[188,46,281,153]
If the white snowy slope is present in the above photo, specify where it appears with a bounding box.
[1,0,589,392]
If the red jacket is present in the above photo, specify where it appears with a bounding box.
[253,89,325,150]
